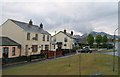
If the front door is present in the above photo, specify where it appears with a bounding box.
[3,47,9,58]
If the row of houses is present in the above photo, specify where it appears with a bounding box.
[0,19,81,59]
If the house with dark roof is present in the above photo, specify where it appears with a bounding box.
[51,30,77,51]
[1,19,51,56]
[0,37,21,58]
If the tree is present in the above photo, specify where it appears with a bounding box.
[102,35,108,48]
[102,35,108,43]
[87,34,94,47]
[95,35,102,48]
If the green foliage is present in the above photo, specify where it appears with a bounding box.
[87,34,94,46]
[95,35,102,47]
[102,35,108,43]
[102,35,108,48]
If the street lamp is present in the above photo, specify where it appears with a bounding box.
[113,27,120,72]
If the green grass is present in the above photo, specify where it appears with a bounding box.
[3,53,118,75]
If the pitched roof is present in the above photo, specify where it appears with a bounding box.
[0,37,21,46]
[9,19,50,35]
[74,35,81,39]
[52,31,75,39]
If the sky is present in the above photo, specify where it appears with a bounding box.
[0,0,119,36]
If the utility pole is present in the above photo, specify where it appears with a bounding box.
[113,27,119,72]
[78,51,81,77]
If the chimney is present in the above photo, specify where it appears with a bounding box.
[29,19,33,25]
[64,29,66,34]
[71,31,73,35]
[40,23,43,28]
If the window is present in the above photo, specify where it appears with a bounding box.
[25,45,28,55]
[43,34,45,41]
[27,32,30,40]
[32,45,38,52]
[47,35,49,41]
[35,34,38,40]
[45,45,49,50]
[54,45,55,49]
[53,38,56,42]
[64,37,67,42]
[3,47,9,58]
[41,45,43,50]
[12,47,15,56]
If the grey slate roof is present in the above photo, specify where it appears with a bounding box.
[10,19,50,35]
[65,32,75,39]
[74,35,81,40]
[0,37,21,46]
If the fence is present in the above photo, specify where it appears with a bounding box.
[2,49,76,65]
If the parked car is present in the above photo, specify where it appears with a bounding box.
[79,46,92,53]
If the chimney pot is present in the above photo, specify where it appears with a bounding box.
[64,29,66,34]
[71,31,73,35]
[40,23,43,28]
[29,19,33,25]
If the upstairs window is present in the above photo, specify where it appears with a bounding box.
[47,35,49,41]
[53,38,56,42]
[32,34,38,40]
[43,34,45,41]
[64,37,67,42]
[27,32,30,40]
[35,34,38,40]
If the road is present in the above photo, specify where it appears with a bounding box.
[99,52,118,56]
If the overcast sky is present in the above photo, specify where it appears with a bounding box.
[0,0,119,36]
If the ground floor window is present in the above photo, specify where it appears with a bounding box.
[41,45,43,50]
[45,45,49,50]
[3,47,9,58]
[25,45,28,55]
[32,45,38,52]
[54,45,55,49]
[12,47,15,56]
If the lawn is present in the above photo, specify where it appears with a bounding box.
[3,53,118,75]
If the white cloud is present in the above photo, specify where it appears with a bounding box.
[1,1,118,35]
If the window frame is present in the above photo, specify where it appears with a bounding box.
[45,45,49,51]
[64,37,68,42]
[27,32,30,40]
[47,35,49,41]
[43,34,45,41]
[32,45,38,52]
[12,47,16,56]
[35,34,38,40]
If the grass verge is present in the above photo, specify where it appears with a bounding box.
[3,53,118,75]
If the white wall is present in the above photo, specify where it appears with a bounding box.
[51,32,74,51]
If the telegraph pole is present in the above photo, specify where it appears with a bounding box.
[113,27,119,72]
